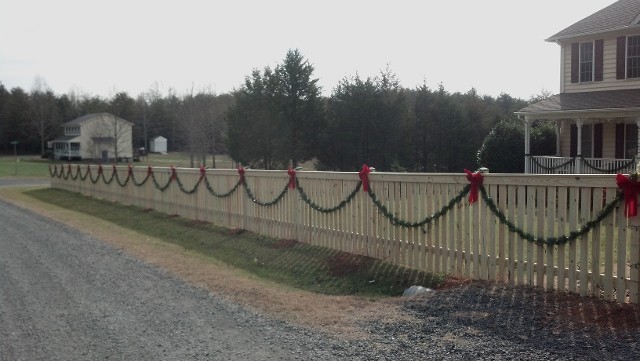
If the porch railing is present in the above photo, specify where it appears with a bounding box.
[54,150,81,160]
[529,156,637,174]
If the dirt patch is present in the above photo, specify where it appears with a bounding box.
[270,239,298,249]
[327,253,373,277]
[186,220,210,227]
[437,275,473,290]
[227,228,245,236]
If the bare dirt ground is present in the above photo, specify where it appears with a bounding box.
[1,182,639,360]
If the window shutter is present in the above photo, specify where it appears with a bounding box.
[615,123,625,158]
[570,124,577,157]
[594,123,603,158]
[571,43,579,83]
[595,39,604,81]
[617,36,626,79]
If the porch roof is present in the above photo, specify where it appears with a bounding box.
[515,89,640,119]
[52,135,80,143]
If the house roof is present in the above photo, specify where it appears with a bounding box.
[516,88,640,117]
[64,112,133,126]
[546,0,640,42]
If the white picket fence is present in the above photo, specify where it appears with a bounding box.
[50,165,640,304]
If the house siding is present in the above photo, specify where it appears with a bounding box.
[562,35,640,93]
[559,121,627,158]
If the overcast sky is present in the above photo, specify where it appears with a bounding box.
[0,0,617,99]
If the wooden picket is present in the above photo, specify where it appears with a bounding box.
[50,165,640,304]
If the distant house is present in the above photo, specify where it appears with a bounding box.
[517,0,640,174]
[52,113,133,162]
[149,136,167,154]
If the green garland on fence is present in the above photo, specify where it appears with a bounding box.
[150,171,173,191]
[528,155,575,171]
[49,164,628,246]
[579,155,636,173]
[367,185,470,228]
[131,170,151,186]
[295,178,361,213]
[243,182,289,206]
[203,176,242,198]
[175,174,202,194]
[479,185,622,246]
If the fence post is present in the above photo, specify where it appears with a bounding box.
[630,216,640,304]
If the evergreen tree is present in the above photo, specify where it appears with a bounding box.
[273,49,324,167]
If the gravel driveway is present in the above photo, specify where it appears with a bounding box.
[1,188,639,360]
[0,200,346,360]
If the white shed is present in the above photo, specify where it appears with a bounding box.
[150,136,167,154]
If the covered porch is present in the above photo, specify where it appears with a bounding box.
[516,89,640,174]
[52,136,81,161]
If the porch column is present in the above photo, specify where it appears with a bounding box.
[524,116,531,173]
[636,118,640,158]
[576,118,583,173]
[555,121,561,156]
[635,118,640,174]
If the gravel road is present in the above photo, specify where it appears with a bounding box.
[1,190,639,360]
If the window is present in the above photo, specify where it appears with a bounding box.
[625,124,638,158]
[580,42,593,82]
[581,124,593,157]
[70,143,80,151]
[628,35,640,78]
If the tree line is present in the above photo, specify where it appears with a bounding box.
[0,49,552,172]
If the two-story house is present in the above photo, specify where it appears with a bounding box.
[52,113,133,162]
[516,0,640,174]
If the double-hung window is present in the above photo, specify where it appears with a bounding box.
[580,42,594,82]
[627,35,640,78]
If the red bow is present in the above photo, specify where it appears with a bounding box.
[358,164,371,192]
[238,167,245,185]
[147,165,153,176]
[287,168,296,189]
[170,166,177,180]
[616,173,640,217]
[98,165,103,174]
[128,164,133,176]
[199,165,206,179]
[464,169,483,204]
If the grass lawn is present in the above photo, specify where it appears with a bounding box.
[0,156,52,178]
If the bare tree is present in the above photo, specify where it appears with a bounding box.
[29,76,59,155]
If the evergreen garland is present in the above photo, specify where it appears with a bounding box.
[367,185,470,228]
[49,164,629,246]
[295,178,361,213]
